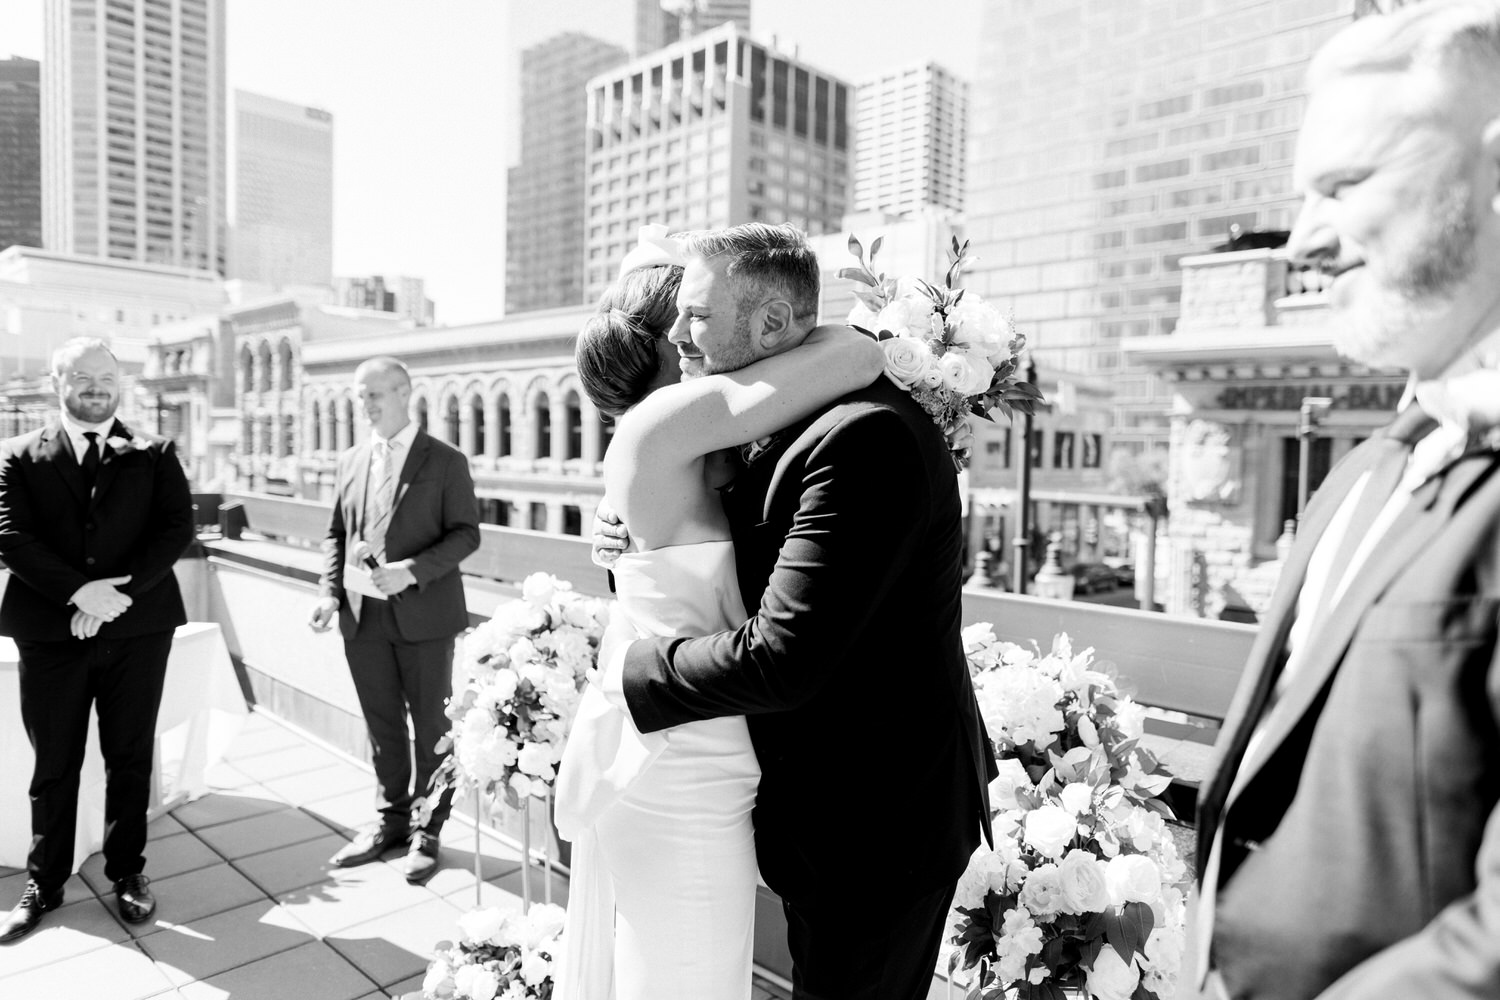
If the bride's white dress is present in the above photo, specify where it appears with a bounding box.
[553,541,760,1000]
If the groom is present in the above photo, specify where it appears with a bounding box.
[1197,3,1500,997]
[598,223,994,999]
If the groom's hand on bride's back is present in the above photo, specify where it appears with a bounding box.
[591,499,630,569]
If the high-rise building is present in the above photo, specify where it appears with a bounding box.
[0,58,42,253]
[964,0,1354,456]
[854,62,968,218]
[42,0,227,275]
[676,0,752,36]
[230,90,334,289]
[335,274,434,327]
[634,0,681,56]
[583,22,852,303]
[506,34,629,313]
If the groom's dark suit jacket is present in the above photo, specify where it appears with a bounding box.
[1197,405,1500,999]
[622,376,995,907]
[0,418,193,640]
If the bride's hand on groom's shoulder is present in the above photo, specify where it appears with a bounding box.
[592,499,630,569]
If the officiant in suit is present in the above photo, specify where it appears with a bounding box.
[0,338,194,942]
[309,356,479,884]
[1197,3,1500,997]
[598,225,995,1000]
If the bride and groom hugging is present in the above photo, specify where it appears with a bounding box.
[548,221,996,1000]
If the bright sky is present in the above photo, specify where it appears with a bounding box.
[1,0,980,324]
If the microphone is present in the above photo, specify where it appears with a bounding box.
[352,540,403,602]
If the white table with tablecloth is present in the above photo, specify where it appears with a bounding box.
[0,621,249,872]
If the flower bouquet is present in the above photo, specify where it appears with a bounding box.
[951,627,1189,1000]
[422,902,567,1000]
[840,234,1044,471]
[424,572,609,817]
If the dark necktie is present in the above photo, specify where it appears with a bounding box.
[80,431,100,486]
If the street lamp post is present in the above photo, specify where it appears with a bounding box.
[1011,357,1038,595]
[1297,396,1333,518]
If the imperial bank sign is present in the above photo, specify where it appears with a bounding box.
[1216,381,1404,412]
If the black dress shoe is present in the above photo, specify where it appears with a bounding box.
[113,874,156,924]
[1,880,63,943]
[402,832,441,884]
[330,823,410,868]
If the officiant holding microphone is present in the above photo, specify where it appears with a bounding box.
[0,338,194,942]
[308,356,479,884]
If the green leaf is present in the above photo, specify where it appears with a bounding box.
[870,235,884,259]
[1103,902,1155,964]
[850,324,878,341]
[848,233,864,261]
[837,266,879,288]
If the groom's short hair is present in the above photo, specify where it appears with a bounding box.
[681,223,821,325]
[1310,0,1500,94]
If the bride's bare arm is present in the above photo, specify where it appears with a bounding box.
[614,325,884,465]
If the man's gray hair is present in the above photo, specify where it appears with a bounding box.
[1311,0,1500,96]
[680,223,821,323]
[51,337,117,377]
[355,355,412,389]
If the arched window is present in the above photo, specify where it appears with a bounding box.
[564,391,582,460]
[340,398,354,451]
[277,340,294,391]
[259,415,274,455]
[238,344,253,395]
[416,397,429,434]
[444,396,460,446]
[280,414,295,456]
[535,393,551,459]
[256,341,273,392]
[469,394,485,456]
[498,394,511,457]
[310,400,322,451]
[323,400,337,452]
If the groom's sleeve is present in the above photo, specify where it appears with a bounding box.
[621,407,932,732]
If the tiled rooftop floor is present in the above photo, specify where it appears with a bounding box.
[0,709,792,1000]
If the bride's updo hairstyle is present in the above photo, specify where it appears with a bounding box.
[576,261,683,419]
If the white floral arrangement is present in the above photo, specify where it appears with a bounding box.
[422,902,566,1000]
[840,235,1043,471]
[105,434,151,453]
[423,572,609,816]
[950,627,1190,1000]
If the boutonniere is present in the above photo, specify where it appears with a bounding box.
[104,435,150,454]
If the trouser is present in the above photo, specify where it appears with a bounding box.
[344,597,456,834]
[18,630,173,892]
[784,880,957,1000]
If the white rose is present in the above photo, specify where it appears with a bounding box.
[1113,697,1147,739]
[919,366,945,389]
[949,296,1016,366]
[520,950,552,987]
[1023,804,1077,859]
[509,772,535,799]
[422,959,453,995]
[487,670,519,705]
[521,572,561,606]
[1106,853,1162,906]
[525,902,568,945]
[881,336,932,387]
[1059,781,1093,817]
[1018,863,1065,917]
[453,964,500,1000]
[456,906,507,945]
[874,293,937,340]
[517,741,556,780]
[1087,947,1141,1000]
[938,350,994,396]
[988,758,1032,811]
[1057,848,1111,913]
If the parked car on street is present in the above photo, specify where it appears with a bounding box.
[1067,562,1119,594]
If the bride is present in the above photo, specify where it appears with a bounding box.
[552,227,883,1000]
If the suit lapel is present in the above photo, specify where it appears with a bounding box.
[89,420,127,508]
[39,421,90,507]
[1226,446,1498,806]
[389,432,429,518]
[349,442,372,537]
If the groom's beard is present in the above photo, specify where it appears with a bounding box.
[680,311,757,380]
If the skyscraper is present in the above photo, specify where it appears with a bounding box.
[634,0,681,56]
[853,62,968,218]
[0,58,42,252]
[231,90,334,288]
[42,0,227,275]
[676,0,752,36]
[583,22,851,304]
[964,0,1353,456]
[505,34,629,313]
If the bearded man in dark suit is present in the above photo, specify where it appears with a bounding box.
[1197,3,1500,997]
[0,337,195,941]
[309,355,479,885]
